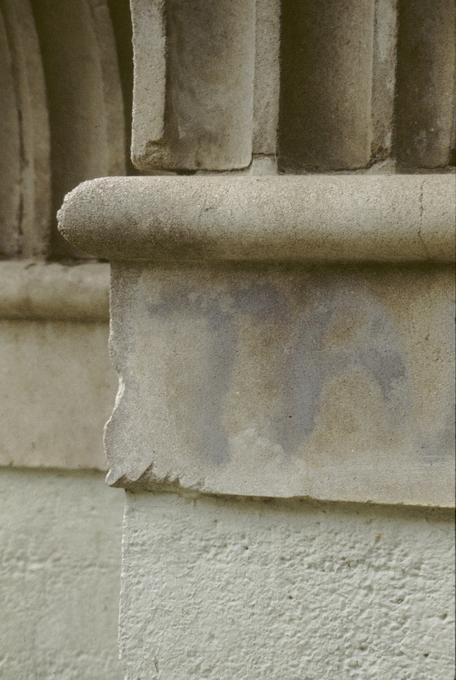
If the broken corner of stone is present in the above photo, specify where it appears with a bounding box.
[58,174,456,509]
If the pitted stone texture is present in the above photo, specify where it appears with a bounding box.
[58,175,456,264]
[120,492,455,680]
[106,264,455,506]
[0,468,123,680]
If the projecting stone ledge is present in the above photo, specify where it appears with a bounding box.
[58,175,455,264]
[58,175,455,507]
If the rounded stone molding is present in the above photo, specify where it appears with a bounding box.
[58,175,455,264]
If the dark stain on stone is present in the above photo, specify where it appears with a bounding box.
[280,278,408,453]
[148,272,410,465]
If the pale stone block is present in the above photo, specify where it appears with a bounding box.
[0,320,115,471]
[130,0,256,171]
[130,0,166,153]
[119,492,455,680]
[104,264,454,506]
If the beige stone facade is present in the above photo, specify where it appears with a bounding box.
[1,1,455,678]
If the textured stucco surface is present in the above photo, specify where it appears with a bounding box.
[0,468,124,680]
[121,492,455,680]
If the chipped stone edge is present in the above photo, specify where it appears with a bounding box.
[58,175,456,264]
[0,260,109,321]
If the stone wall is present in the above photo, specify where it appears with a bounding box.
[1,1,454,678]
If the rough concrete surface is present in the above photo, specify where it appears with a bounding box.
[0,468,123,680]
[120,492,455,680]
[0,319,114,470]
[104,263,455,506]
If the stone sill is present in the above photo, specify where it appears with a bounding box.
[58,175,455,264]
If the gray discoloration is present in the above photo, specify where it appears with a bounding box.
[281,281,407,453]
[149,284,237,465]
[106,264,454,506]
[145,276,407,463]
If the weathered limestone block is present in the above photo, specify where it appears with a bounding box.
[59,176,455,507]
[130,0,256,172]
[0,0,50,257]
[32,0,126,256]
[107,264,455,506]
[395,0,456,168]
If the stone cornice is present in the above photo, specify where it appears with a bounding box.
[0,261,109,321]
[58,175,455,264]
